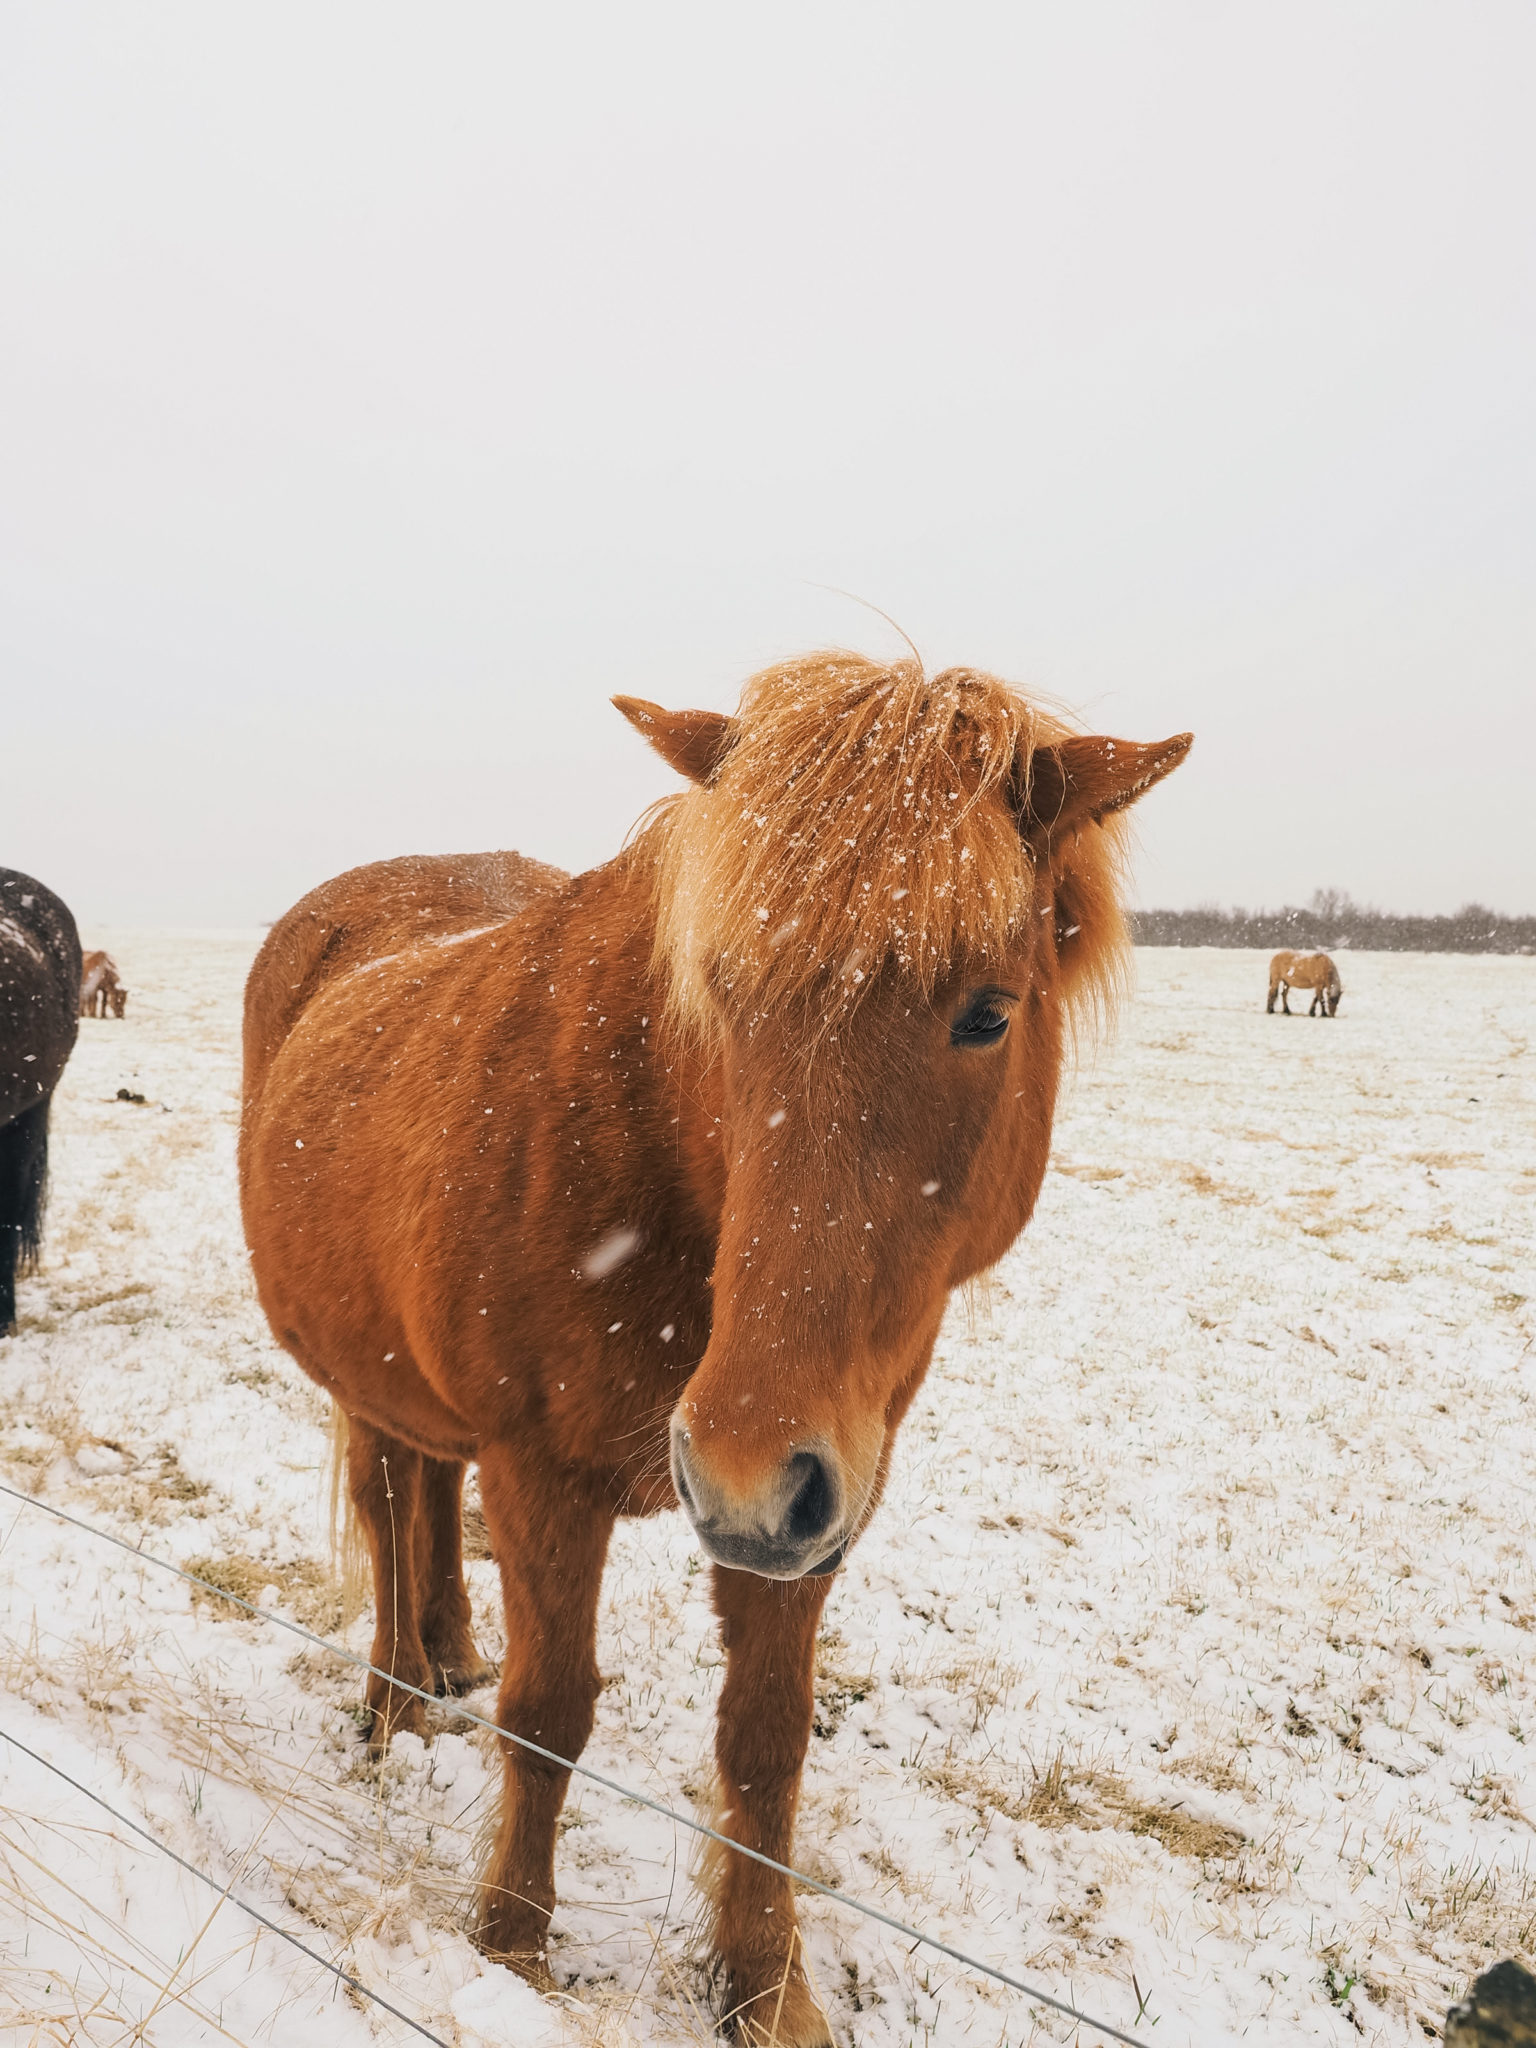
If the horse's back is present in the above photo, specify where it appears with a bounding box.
[1288,951,1333,988]
[79,949,112,1009]
[0,869,81,1125]
[242,850,569,1106]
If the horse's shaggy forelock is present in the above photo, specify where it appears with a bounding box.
[638,651,1131,1044]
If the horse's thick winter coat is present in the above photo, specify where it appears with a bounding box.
[0,869,81,1333]
[239,654,1191,2043]
[1268,949,1343,1016]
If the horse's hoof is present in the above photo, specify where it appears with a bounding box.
[473,1915,558,1996]
[727,2022,833,2048]
[364,1694,428,1753]
[485,1946,557,1997]
[436,1654,499,1697]
[720,1966,833,2046]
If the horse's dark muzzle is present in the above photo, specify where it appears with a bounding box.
[671,1433,846,1580]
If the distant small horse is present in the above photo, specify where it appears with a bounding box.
[79,950,126,1019]
[1,870,81,1333]
[1267,949,1342,1016]
[240,656,1191,2044]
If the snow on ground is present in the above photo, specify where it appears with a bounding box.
[1,933,1533,2047]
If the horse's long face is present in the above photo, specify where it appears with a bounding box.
[617,670,1191,1581]
[668,949,1063,1579]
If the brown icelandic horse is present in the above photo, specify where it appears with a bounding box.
[1267,948,1342,1016]
[239,655,1191,2044]
[79,950,126,1019]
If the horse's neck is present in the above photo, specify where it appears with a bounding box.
[544,854,726,1218]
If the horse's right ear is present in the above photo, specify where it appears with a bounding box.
[1011,730,1193,859]
[612,696,741,787]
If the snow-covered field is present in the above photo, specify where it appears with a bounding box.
[2,934,1533,2047]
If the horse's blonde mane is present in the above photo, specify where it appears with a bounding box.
[636,652,1131,1044]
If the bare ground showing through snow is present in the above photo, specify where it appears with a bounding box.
[1,935,1533,2046]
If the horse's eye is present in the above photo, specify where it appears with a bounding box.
[950,995,1011,1048]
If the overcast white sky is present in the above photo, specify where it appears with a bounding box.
[3,4,1532,924]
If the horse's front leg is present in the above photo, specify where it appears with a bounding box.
[474,1441,615,1988]
[707,1566,834,2047]
[415,1454,497,1696]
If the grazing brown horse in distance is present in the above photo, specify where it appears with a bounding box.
[78,950,126,1019]
[239,655,1192,2044]
[1267,949,1343,1017]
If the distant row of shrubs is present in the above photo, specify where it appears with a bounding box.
[1129,890,1536,955]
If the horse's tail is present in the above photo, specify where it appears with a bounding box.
[0,1101,52,1334]
[326,1404,371,1623]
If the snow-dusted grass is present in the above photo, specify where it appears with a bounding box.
[1,935,1532,2046]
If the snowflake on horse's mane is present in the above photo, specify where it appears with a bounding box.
[637,652,1131,1043]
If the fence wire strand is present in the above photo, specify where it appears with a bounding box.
[0,1474,1156,2048]
[0,1724,454,2047]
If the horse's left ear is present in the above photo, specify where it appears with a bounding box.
[1012,731,1194,857]
[612,696,741,787]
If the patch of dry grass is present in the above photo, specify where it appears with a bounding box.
[923,1743,1246,1868]
[184,1554,345,1633]
[812,1629,876,1740]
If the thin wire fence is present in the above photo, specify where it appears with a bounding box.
[0,1474,1157,2048]
[0,1724,454,2048]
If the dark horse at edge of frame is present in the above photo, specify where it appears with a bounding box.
[0,869,81,1335]
[238,653,1193,2046]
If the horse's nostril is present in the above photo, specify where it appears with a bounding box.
[783,1452,835,1546]
[672,1444,695,1514]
